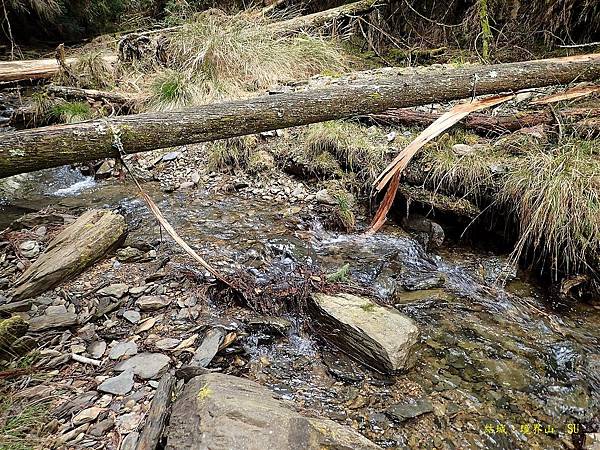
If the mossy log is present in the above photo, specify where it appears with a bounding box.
[2,54,600,178]
[11,209,127,301]
[46,85,136,106]
[368,106,600,135]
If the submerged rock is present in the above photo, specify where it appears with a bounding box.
[386,398,433,423]
[308,293,420,373]
[166,373,380,450]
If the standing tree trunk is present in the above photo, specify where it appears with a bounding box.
[1,54,600,179]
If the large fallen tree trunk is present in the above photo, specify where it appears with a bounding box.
[0,55,117,83]
[1,54,600,178]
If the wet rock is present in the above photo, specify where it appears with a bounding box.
[97,283,129,299]
[136,295,171,311]
[308,293,419,373]
[123,310,141,324]
[189,328,225,368]
[19,240,40,258]
[95,159,115,178]
[98,370,135,395]
[400,272,446,291]
[88,417,115,437]
[87,340,107,359]
[247,315,292,336]
[386,398,433,423]
[322,349,365,383]
[114,353,170,379]
[29,312,78,332]
[401,215,444,250]
[584,433,600,450]
[166,373,380,450]
[109,341,138,360]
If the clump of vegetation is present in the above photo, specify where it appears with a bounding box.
[73,50,115,89]
[0,396,50,449]
[147,10,347,105]
[326,262,350,282]
[501,138,600,277]
[334,192,356,232]
[303,121,389,185]
[147,69,198,111]
[206,136,257,171]
[422,131,508,203]
[49,101,93,123]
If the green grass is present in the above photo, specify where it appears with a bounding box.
[147,69,198,111]
[334,192,356,232]
[206,136,257,172]
[49,101,93,123]
[326,263,350,283]
[0,397,49,450]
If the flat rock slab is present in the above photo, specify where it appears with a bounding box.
[11,209,127,300]
[385,398,433,423]
[166,373,380,450]
[114,353,170,380]
[136,295,171,311]
[29,312,78,332]
[98,370,134,395]
[308,293,420,373]
[109,341,138,360]
[97,283,129,298]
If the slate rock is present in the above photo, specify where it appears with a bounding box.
[29,312,78,332]
[136,295,171,311]
[166,373,380,450]
[114,353,170,379]
[88,340,107,359]
[123,310,141,324]
[109,341,138,360]
[98,370,135,395]
[385,398,433,423]
[97,283,129,299]
[308,293,419,373]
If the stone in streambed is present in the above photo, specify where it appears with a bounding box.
[97,283,129,299]
[308,293,419,373]
[386,397,433,423]
[165,373,380,450]
[136,295,171,311]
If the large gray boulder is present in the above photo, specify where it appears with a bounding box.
[309,293,419,373]
[166,373,380,450]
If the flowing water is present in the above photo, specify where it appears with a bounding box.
[1,167,598,449]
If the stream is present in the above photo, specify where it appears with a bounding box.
[1,166,599,449]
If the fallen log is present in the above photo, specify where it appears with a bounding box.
[0,55,117,83]
[368,106,600,135]
[1,54,600,179]
[267,0,379,33]
[46,85,136,106]
[11,209,127,300]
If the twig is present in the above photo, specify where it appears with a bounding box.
[71,353,101,366]
[559,41,600,48]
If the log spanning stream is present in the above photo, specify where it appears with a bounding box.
[1,167,599,448]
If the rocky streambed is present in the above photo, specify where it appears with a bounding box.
[1,149,599,449]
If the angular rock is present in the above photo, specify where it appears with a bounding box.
[98,370,135,395]
[29,312,78,332]
[109,341,138,360]
[11,209,127,300]
[97,283,129,299]
[87,340,107,359]
[166,373,380,450]
[72,406,103,426]
[20,240,40,258]
[88,417,115,437]
[308,293,419,373]
[155,338,180,351]
[120,431,139,450]
[123,310,141,324]
[385,398,433,423]
[114,353,170,380]
[136,295,171,311]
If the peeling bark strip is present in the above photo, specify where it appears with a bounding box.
[1,54,600,179]
[0,55,117,83]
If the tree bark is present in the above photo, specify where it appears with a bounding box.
[267,0,379,33]
[135,372,175,450]
[0,55,118,83]
[368,106,600,135]
[1,54,600,179]
[46,85,136,105]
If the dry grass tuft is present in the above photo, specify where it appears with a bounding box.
[142,9,347,107]
[501,138,600,277]
[206,136,258,172]
[146,69,198,111]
